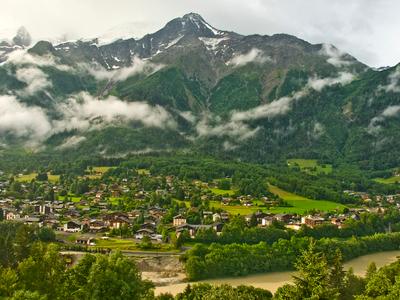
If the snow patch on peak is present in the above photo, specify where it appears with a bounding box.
[165,35,184,49]
[199,37,229,51]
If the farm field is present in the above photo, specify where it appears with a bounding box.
[287,159,333,175]
[16,172,60,183]
[268,185,346,214]
[85,166,114,179]
[209,188,236,196]
[374,176,400,184]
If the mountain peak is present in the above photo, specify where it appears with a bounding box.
[12,26,31,47]
[166,12,223,37]
[182,12,205,22]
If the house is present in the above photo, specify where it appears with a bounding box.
[301,216,325,228]
[89,220,107,232]
[103,212,131,229]
[213,222,224,233]
[135,228,155,239]
[220,212,229,222]
[5,211,19,220]
[15,216,42,227]
[203,211,213,218]
[64,220,83,232]
[261,216,276,227]
[275,214,293,223]
[331,217,347,228]
[212,213,221,222]
[75,237,95,246]
[39,205,52,215]
[173,214,187,226]
[140,222,156,231]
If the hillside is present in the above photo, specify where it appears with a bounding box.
[0,13,399,170]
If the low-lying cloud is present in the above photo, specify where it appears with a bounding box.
[367,104,400,135]
[196,72,355,144]
[83,56,164,81]
[0,95,51,140]
[379,66,400,93]
[16,67,52,96]
[56,135,86,149]
[3,49,71,71]
[54,92,176,132]
[307,72,354,91]
[320,44,352,67]
[228,48,271,67]
[0,92,176,146]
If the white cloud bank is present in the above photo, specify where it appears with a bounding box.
[3,49,71,71]
[367,105,400,135]
[16,67,52,96]
[379,66,400,93]
[0,95,51,140]
[54,92,176,132]
[320,44,352,67]
[0,92,176,146]
[227,48,271,67]
[197,72,355,143]
[83,56,164,81]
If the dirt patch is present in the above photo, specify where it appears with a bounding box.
[135,255,186,286]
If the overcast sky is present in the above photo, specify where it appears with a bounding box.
[1,0,399,67]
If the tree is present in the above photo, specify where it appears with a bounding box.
[14,225,37,262]
[36,173,48,182]
[17,243,66,299]
[37,227,56,242]
[365,262,377,281]
[0,267,18,297]
[81,252,154,300]
[329,249,346,295]
[139,236,153,250]
[217,179,231,190]
[10,290,46,300]
[276,241,339,299]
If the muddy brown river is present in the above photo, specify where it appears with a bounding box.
[155,250,400,296]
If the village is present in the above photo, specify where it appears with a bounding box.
[1,167,400,251]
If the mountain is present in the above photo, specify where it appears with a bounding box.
[0,13,399,170]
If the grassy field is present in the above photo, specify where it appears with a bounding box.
[92,237,177,252]
[137,169,150,175]
[16,173,60,183]
[209,188,236,196]
[94,238,137,250]
[374,177,400,184]
[268,185,346,214]
[85,166,114,179]
[58,194,81,202]
[287,159,333,175]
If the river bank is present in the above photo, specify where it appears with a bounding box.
[154,250,400,296]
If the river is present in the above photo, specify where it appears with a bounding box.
[155,250,400,296]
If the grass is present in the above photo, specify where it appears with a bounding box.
[94,238,137,250]
[92,237,177,252]
[209,188,236,196]
[58,194,81,202]
[210,201,265,215]
[374,177,400,185]
[268,185,346,214]
[85,166,114,179]
[16,172,60,183]
[177,184,345,216]
[287,159,333,175]
[137,169,150,175]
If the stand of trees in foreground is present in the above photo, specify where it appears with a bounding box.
[176,243,400,300]
[183,232,400,281]
[1,221,400,299]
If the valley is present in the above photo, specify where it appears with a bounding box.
[1,7,400,299]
